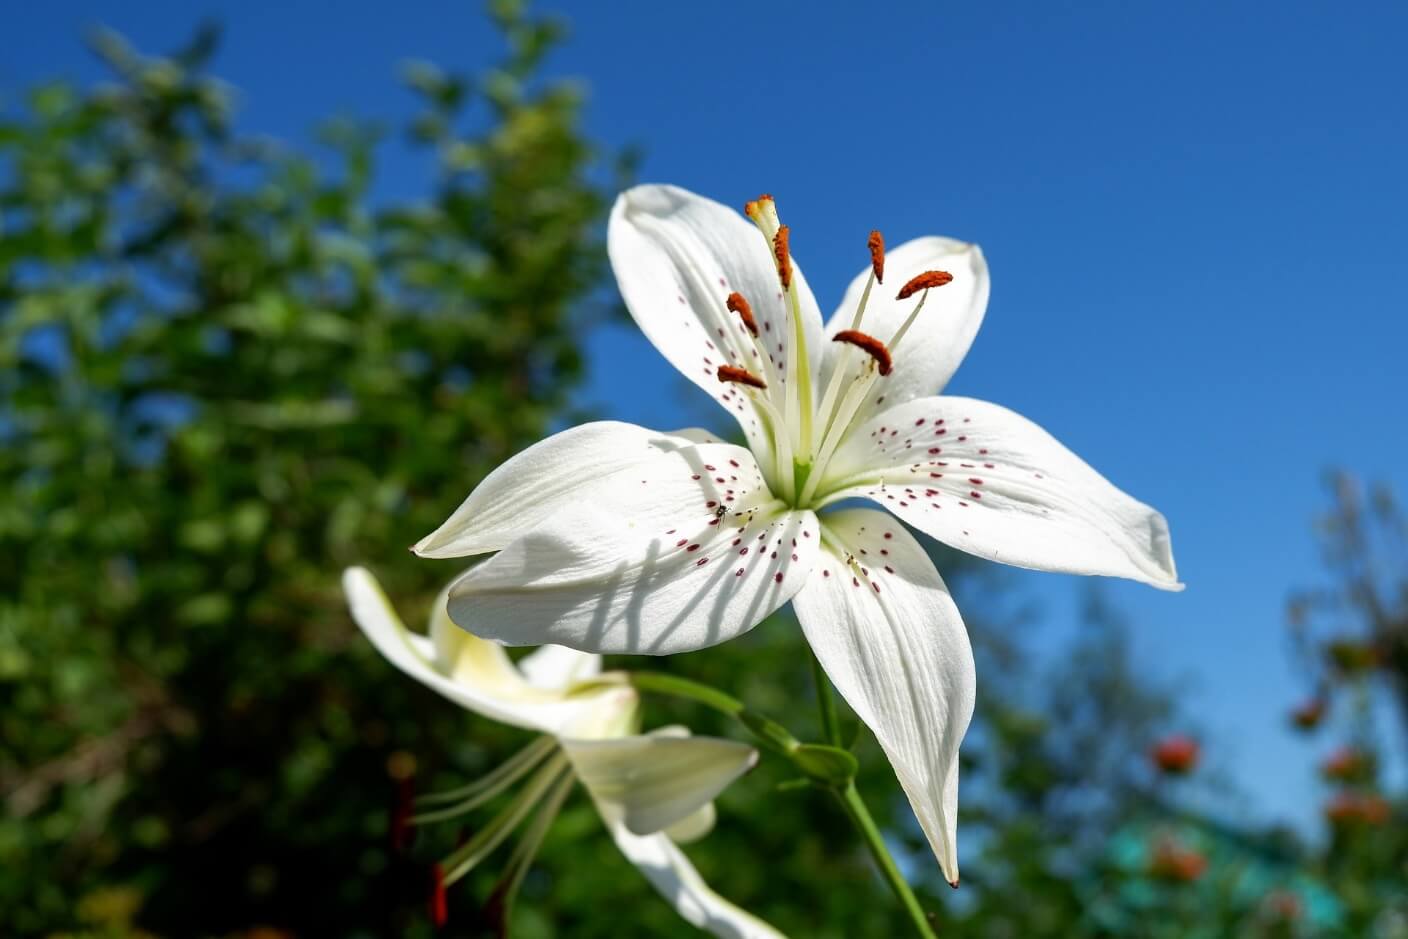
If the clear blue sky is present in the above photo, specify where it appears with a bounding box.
[8,1,1407,830]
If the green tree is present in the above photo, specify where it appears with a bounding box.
[0,4,618,933]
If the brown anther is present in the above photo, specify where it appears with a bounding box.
[773,225,792,288]
[744,193,775,220]
[832,330,892,375]
[717,365,767,389]
[726,292,759,337]
[868,230,885,283]
[896,270,954,300]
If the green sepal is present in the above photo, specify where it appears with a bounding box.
[791,743,859,786]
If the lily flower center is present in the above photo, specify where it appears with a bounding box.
[717,195,954,510]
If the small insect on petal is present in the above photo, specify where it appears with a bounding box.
[868,230,885,283]
[832,330,893,376]
[726,291,759,337]
[896,270,954,300]
[717,365,768,389]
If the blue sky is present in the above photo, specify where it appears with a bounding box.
[8,1,1407,830]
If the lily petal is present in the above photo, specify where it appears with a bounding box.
[516,644,602,692]
[792,509,974,885]
[663,802,717,845]
[413,421,716,559]
[563,727,757,837]
[820,396,1180,589]
[596,800,786,939]
[610,184,825,462]
[821,236,988,411]
[447,442,821,654]
[343,567,621,735]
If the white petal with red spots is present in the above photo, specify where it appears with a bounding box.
[817,396,1180,589]
[820,235,989,412]
[793,509,974,884]
[609,184,825,471]
[447,442,822,654]
[414,421,720,559]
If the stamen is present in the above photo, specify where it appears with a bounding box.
[718,365,767,389]
[896,270,953,300]
[773,225,792,288]
[429,863,448,927]
[832,330,892,376]
[390,776,416,853]
[726,291,759,337]
[868,230,885,283]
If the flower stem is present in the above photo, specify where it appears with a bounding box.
[808,654,936,937]
[621,671,800,756]
[624,670,744,717]
[809,648,843,747]
[834,783,939,939]
[624,668,938,936]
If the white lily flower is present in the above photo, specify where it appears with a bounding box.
[413,184,1181,884]
[343,567,783,939]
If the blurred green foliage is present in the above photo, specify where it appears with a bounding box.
[0,3,618,934]
[1,4,1403,937]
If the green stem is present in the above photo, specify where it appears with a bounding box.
[622,669,937,936]
[615,671,800,756]
[835,783,938,939]
[809,649,843,746]
[624,670,744,716]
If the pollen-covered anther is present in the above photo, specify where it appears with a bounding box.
[832,330,893,376]
[868,230,885,283]
[772,225,792,288]
[726,291,759,337]
[717,365,767,389]
[896,270,954,300]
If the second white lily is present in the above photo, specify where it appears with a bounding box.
[412,184,1181,884]
[343,567,782,938]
